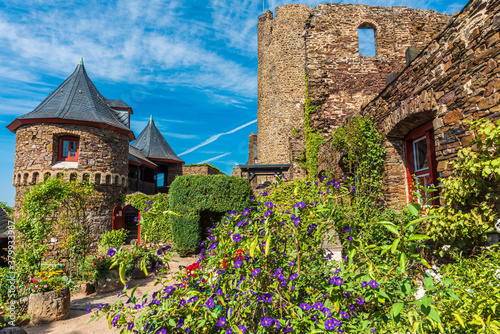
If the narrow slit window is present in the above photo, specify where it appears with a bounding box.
[358,28,376,57]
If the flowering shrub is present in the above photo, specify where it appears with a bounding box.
[90,175,468,333]
[25,270,67,294]
[91,255,114,281]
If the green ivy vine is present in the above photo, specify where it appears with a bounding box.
[299,74,325,176]
[330,116,386,201]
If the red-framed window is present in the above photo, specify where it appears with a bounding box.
[58,136,79,162]
[404,121,439,205]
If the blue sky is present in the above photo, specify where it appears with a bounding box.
[0,0,467,206]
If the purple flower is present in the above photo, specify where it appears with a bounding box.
[156,329,166,334]
[288,260,295,267]
[314,302,324,310]
[355,297,364,305]
[347,236,353,241]
[232,234,242,242]
[289,273,298,281]
[128,322,134,330]
[295,202,306,208]
[86,307,91,314]
[330,276,343,286]
[234,260,242,268]
[206,298,215,309]
[144,200,153,212]
[300,303,311,311]
[322,307,332,317]
[177,318,184,328]
[371,329,376,333]
[265,210,272,217]
[343,291,349,298]
[264,201,274,208]
[369,280,379,288]
[134,216,140,222]
[261,317,272,327]
[217,317,227,327]
[361,281,368,288]
[188,296,198,303]
[252,268,261,276]
[106,248,116,257]
[179,299,186,307]
[262,191,268,196]
[344,226,351,233]
[263,293,272,303]
[226,329,233,334]
[340,311,350,319]
[325,318,336,330]
[165,286,175,295]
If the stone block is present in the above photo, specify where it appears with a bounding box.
[28,288,70,325]
[96,269,123,294]
[406,47,420,67]
[444,109,463,124]
[0,328,28,334]
[386,72,399,86]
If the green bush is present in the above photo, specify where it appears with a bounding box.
[100,229,129,250]
[125,193,172,243]
[169,174,253,255]
[426,119,500,252]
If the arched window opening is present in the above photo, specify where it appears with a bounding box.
[83,173,90,182]
[358,23,376,57]
[44,172,51,180]
[105,175,111,185]
[70,173,78,182]
[23,173,29,184]
[114,175,119,185]
[95,173,101,185]
[32,172,39,184]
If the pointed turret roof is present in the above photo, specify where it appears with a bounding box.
[7,59,134,140]
[131,116,184,164]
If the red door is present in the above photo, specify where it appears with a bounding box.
[112,205,125,230]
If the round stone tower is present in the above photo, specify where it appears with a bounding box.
[257,4,314,165]
[7,60,134,235]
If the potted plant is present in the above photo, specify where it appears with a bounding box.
[27,270,70,325]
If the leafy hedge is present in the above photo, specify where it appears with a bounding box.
[169,175,253,255]
[125,193,171,243]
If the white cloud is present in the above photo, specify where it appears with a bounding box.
[198,152,231,163]
[179,119,257,156]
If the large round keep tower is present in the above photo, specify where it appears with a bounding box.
[257,5,314,165]
[7,59,134,235]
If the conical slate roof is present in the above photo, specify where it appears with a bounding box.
[131,116,184,164]
[7,59,134,140]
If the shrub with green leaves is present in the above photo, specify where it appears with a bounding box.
[426,119,500,251]
[100,229,129,250]
[125,193,172,243]
[169,174,253,255]
[90,176,466,333]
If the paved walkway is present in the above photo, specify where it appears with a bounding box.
[24,255,199,334]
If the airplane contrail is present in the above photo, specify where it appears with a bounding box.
[178,119,257,156]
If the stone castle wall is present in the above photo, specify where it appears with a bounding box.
[13,123,129,236]
[256,3,450,167]
[360,0,500,204]
[182,165,223,176]
[257,5,313,165]
[305,4,450,135]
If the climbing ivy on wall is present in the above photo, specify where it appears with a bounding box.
[301,74,326,176]
[330,116,386,200]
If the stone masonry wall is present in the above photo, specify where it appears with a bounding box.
[13,123,129,237]
[257,5,314,165]
[304,4,450,136]
[257,3,450,170]
[361,0,500,205]
[182,165,223,176]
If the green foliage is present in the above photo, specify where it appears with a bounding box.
[184,163,224,174]
[169,174,253,255]
[12,177,100,316]
[300,74,326,176]
[330,116,386,201]
[426,119,500,251]
[435,248,500,333]
[0,202,13,216]
[125,193,172,243]
[100,229,129,250]
[90,255,114,281]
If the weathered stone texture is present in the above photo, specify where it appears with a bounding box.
[28,288,70,325]
[360,0,500,204]
[304,4,450,136]
[257,3,450,169]
[257,5,313,165]
[182,166,223,176]
[12,123,129,246]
